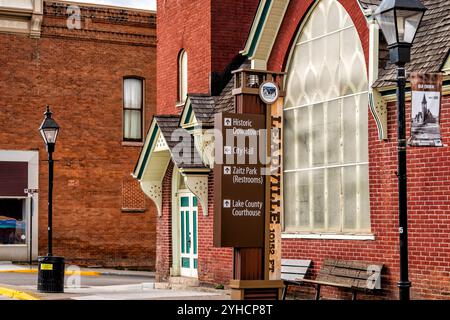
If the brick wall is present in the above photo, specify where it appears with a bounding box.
[155,162,174,282]
[0,1,157,268]
[267,0,450,300]
[156,0,212,115]
[210,0,259,73]
[156,0,259,115]
[197,172,232,285]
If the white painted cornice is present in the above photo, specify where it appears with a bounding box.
[0,0,43,38]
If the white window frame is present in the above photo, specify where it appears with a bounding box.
[282,0,371,236]
[178,49,188,104]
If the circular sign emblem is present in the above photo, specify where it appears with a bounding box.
[259,81,279,104]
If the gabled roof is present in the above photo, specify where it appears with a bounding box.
[189,79,235,127]
[362,0,450,87]
[155,116,206,169]
[188,95,217,127]
[133,115,207,180]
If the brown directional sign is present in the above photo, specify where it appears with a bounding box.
[214,112,266,248]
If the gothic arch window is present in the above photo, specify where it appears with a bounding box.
[283,0,370,233]
[178,49,188,103]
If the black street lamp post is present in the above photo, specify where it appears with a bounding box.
[38,106,65,293]
[374,0,426,301]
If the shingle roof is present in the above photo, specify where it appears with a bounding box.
[359,0,382,10]
[189,95,217,126]
[188,60,251,127]
[363,0,450,88]
[154,115,206,169]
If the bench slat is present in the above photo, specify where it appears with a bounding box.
[281,259,311,267]
[281,273,306,281]
[323,259,383,271]
[281,266,309,275]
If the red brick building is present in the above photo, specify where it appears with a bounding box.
[135,0,450,299]
[0,0,157,269]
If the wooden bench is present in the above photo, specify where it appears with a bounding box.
[300,258,384,300]
[281,259,312,300]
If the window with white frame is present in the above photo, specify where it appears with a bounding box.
[179,50,188,103]
[283,0,370,233]
[123,77,144,141]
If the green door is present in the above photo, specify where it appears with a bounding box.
[179,193,198,278]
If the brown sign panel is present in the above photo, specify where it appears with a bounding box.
[214,112,266,248]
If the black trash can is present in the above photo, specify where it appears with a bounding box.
[37,256,65,293]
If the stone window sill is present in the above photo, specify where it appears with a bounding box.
[176,101,186,108]
[122,141,144,147]
[282,233,375,241]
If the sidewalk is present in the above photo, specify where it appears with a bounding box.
[0,263,229,300]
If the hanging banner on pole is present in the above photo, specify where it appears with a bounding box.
[409,72,443,147]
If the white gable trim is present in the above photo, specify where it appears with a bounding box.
[241,0,290,69]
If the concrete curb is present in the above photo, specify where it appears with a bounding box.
[95,270,155,278]
[0,286,40,300]
[0,270,100,277]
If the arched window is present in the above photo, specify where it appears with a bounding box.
[283,0,370,233]
[178,49,188,103]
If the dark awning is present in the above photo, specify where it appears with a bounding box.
[0,162,28,197]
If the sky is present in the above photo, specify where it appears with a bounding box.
[69,0,156,10]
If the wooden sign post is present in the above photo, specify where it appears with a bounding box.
[213,68,285,299]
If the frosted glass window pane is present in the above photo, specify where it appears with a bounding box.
[339,28,368,96]
[327,167,341,231]
[297,171,310,228]
[284,171,310,230]
[326,0,342,33]
[326,100,341,165]
[283,172,296,228]
[284,108,309,171]
[310,1,326,39]
[312,169,325,229]
[342,95,357,164]
[343,166,357,230]
[319,33,340,101]
[283,110,296,170]
[312,103,325,166]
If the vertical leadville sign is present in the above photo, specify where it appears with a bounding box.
[213,112,266,248]
[267,98,283,280]
[409,72,443,147]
